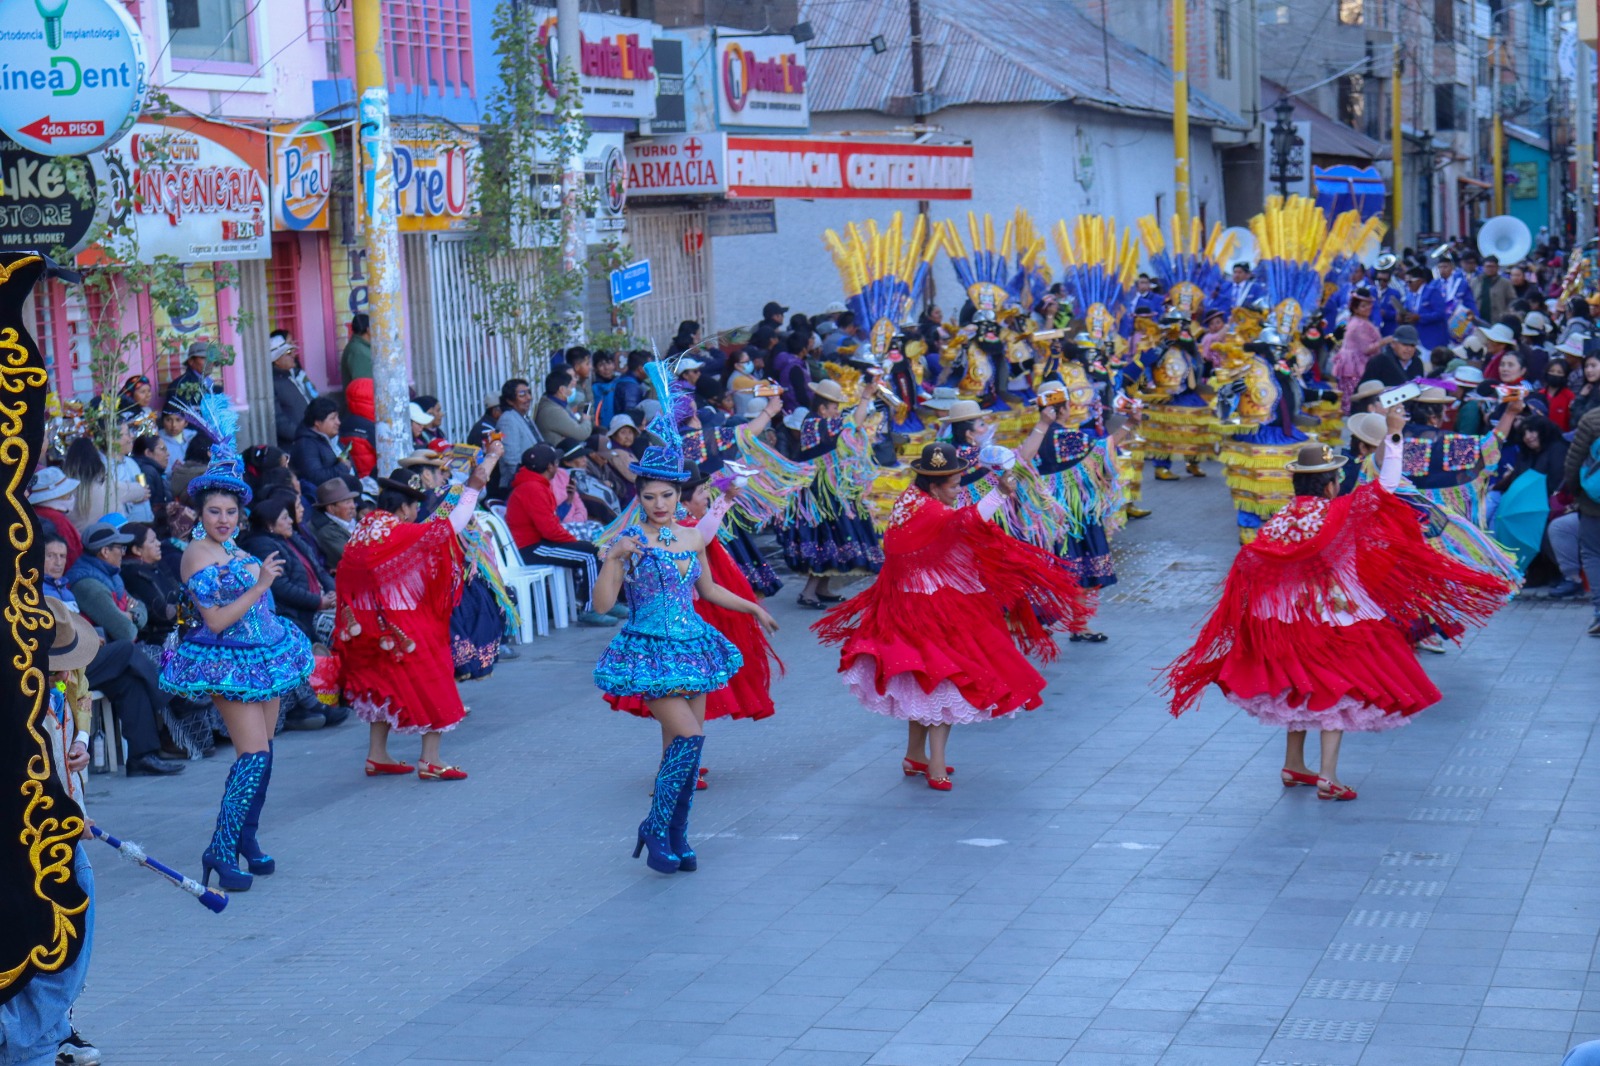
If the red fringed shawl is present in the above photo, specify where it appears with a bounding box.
[1164,482,1512,717]
[813,488,1093,661]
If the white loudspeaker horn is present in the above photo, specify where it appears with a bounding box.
[1218,227,1257,269]
[1477,215,1533,265]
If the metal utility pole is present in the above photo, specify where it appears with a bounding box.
[1172,0,1190,221]
[909,0,933,309]
[557,0,587,343]
[1391,45,1403,245]
[353,0,407,473]
[1574,36,1587,240]
[1491,32,1506,216]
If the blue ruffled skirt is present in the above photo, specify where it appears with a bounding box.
[161,625,314,703]
[593,624,743,700]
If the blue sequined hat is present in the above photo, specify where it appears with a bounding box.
[175,393,253,504]
[629,359,691,482]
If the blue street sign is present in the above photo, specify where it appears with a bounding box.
[609,259,653,304]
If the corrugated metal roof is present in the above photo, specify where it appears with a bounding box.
[802,0,1246,128]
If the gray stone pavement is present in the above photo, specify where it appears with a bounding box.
[71,462,1600,1065]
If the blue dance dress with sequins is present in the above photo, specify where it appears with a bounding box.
[160,557,314,703]
[593,532,743,700]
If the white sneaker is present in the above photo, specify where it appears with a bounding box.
[1417,635,1447,654]
[58,1031,101,1066]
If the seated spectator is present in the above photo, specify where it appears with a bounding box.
[410,397,445,448]
[242,445,291,497]
[42,532,183,776]
[1532,359,1574,430]
[589,350,621,428]
[601,415,640,504]
[551,442,605,539]
[130,433,173,535]
[61,436,149,530]
[157,407,194,474]
[505,444,616,627]
[467,392,502,448]
[67,523,147,644]
[1570,351,1600,426]
[342,378,378,478]
[562,348,594,411]
[614,352,650,414]
[258,465,302,503]
[169,432,213,503]
[118,521,182,644]
[29,466,82,568]
[290,396,355,508]
[494,378,542,491]
[308,476,360,570]
[534,368,591,448]
[240,492,336,645]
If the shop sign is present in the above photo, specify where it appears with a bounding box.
[523,131,626,246]
[0,0,148,156]
[626,133,727,196]
[725,137,973,200]
[716,33,809,130]
[0,135,103,253]
[531,8,657,120]
[707,197,775,236]
[99,117,269,262]
[393,125,476,232]
[644,37,686,135]
[272,121,334,232]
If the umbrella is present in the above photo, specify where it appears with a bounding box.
[1491,469,1550,571]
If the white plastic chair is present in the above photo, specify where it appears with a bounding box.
[478,512,556,640]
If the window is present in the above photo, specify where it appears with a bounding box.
[1215,7,1232,79]
[1339,73,1365,128]
[1433,0,1454,40]
[267,237,302,348]
[168,0,253,66]
[1338,0,1364,25]
[1434,83,1460,130]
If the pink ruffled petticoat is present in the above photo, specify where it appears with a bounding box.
[841,658,1023,727]
[1227,691,1411,733]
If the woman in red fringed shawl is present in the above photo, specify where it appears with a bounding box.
[814,442,1092,792]
[1163,407,1511,801]
[336,442,504,781]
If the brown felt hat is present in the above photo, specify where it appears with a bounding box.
[908,441,970,476]
[1284,442,1348,473]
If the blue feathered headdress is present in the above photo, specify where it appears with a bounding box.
[629,359,691,482]
[173,392,252,504]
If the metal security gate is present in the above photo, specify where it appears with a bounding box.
[425,235,553,443]
[626,206,712,350]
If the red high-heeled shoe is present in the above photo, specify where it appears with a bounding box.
[365,759,415,776]
[902,758,955,777]
[925,774,953,792]
[1317,779,1357,801]
[1280,768,1319,788]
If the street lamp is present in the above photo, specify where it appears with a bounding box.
[1269,96,1300,196]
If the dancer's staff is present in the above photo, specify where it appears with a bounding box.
[89,825,228,913]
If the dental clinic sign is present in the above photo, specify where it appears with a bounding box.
[0,0,148,157]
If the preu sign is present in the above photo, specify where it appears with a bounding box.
[0,0,148,156]
[273,121,334,232]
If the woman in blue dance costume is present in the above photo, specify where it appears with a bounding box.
[160,396,313,893]
[592,362,778,875]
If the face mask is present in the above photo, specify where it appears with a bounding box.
[1547,374,1567,389]
[738,361,753,374]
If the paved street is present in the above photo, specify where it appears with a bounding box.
[75,467,1600,1066]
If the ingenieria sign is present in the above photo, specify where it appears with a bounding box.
[98,118,269,262]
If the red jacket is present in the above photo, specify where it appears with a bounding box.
[37,505,83,569]
[506,467,575,550]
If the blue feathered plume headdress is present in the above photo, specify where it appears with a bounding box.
[173,392,252,504]
[629,359,691,482]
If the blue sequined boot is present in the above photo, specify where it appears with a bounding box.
[633,735,700,874]
[202,750,268,892]
[237,742,275,875]
[667,735,705,872]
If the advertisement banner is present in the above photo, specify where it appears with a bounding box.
[707,198,776,236]
[725,137,973,200]
[626,133,727,196]
[0,0,149,157]
[272,120,334,232]
[715,33,809,130]
[0,135,105,253]
[392,125,476,232]
[530,8,657,120]
[99,117,270,262]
